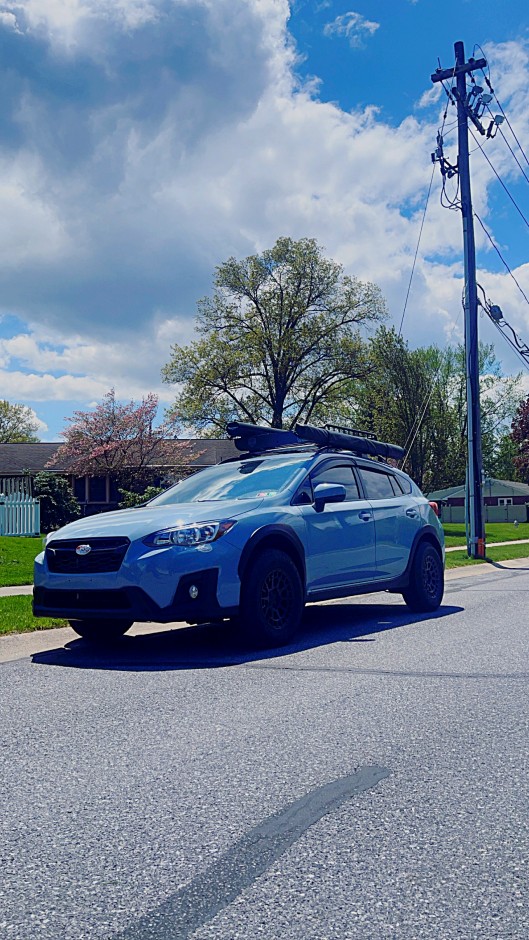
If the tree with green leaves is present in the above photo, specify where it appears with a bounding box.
[488,431,520,482]
[162,236,386,433]
[33,472,81,533]
[511,394,529,482]
[118,486,165,508]
[0,400,39,442]
[345,328,521,491]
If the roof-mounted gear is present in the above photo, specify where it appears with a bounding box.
[226,421,405,462]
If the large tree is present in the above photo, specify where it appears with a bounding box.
[344,328,521,491]
[48,389,190,490]
[162,236,386,432]
[0,400,39,442]
[489,431,520,482]
[511,395,529,482]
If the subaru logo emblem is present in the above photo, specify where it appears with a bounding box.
[75,544,91,556]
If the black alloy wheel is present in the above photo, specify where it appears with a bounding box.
[402,542,444,612]
[240,549,304,646]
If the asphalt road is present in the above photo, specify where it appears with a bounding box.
[1,563,528,940]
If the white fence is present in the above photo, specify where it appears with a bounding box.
[0,492,40,537]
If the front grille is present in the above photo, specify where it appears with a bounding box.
[46,537,130,574]
[34,587,131,611]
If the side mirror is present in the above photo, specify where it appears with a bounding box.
[313,482,347,512]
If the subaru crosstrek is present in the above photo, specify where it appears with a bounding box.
[33,422,445,646]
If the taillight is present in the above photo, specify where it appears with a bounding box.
[428,501,439,517]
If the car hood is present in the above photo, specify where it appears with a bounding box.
[47,498,265,543]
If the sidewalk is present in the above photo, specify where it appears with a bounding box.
[445,537,529,553]
[0,585,33,596]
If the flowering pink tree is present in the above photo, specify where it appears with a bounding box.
[48,389,191,489]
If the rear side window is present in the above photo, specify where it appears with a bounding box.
[392,473,412,495]
[359,468,398,500]
[311,464,360,501]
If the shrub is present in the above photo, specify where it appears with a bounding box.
[118,486,165,508]
[33,472,81,533]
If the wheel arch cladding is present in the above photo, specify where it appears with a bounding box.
[411,527,444,562]
[238,526,306,589]
[420,532,444,559]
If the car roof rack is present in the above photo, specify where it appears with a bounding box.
[225,421,405,462]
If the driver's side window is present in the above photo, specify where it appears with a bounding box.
[311,464,360,501]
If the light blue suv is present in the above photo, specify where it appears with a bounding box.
[33,422,445,646]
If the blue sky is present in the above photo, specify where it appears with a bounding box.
[0,0,529,439]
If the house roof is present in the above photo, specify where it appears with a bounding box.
[0,443,69,475]
[428,477,529,500]
[0,439,238,475]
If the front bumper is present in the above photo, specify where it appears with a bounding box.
[33,568,237,623]
[33,536,242,624]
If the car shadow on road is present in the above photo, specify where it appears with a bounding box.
[31,601,463,672]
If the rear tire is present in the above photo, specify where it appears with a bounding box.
[402,542,444,612]
[239,549,304,647]
[68,619,133,643]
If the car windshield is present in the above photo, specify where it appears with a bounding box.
[148,455,313,504]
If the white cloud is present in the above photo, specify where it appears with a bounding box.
[0,316,195,403]
[0,368,107,401]
[0,3,527,433]
[0,10,20,31]
[28,407,48,436]
[323,11,379,48]
[2,0,161,47]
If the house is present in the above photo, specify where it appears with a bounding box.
[0,439,238,516]
[427,477,529,523]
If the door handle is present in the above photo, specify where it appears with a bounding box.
[359,511,372,521]
[406,508,418,518]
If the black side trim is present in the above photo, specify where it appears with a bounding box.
[307,575,408,602]
[405,526,444,573]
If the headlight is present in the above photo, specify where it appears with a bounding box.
[143,519,237,548]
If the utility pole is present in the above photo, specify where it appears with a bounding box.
[432,41,486,558]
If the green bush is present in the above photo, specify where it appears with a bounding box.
[33,472,81,533]
[118,485,165,508]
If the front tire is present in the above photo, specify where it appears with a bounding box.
[402,542,444,612]
[240,549,304,647]
[68,619,133,643]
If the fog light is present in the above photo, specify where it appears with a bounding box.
[189,585,199,600]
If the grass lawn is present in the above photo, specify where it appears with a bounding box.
[443,522,529,548]
[445,541,529,569]
[0,595,67,636]
[0,536,42,586]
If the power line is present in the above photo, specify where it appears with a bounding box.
[401,305,465,466]
[397,88,454,338]
[485,313,529,374]
[490,117,529,187]
[473,210,529,308]
[485,83,529,171]
[473,45,529,172]
[397,163,435,337]
[468,126,529,232]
